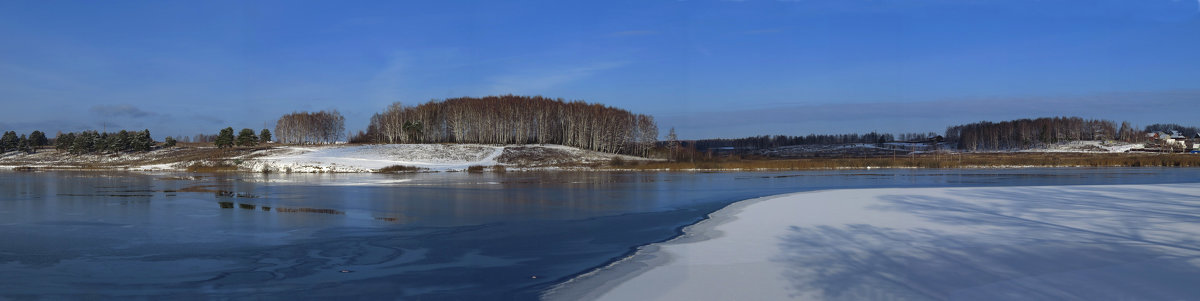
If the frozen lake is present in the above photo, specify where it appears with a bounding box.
[1,169,1199,299]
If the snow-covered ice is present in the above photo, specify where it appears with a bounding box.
[548,184,1200,301]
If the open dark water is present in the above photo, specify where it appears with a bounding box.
[1,168,1199,300]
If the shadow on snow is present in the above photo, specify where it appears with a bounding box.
[775,186,1200,301]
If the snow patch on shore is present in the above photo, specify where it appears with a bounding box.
[0,144,649,173]
[245,144,505,172]
[549,184,1200,301]
[1019,141,1143,153]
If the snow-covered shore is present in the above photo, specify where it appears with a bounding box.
[0,144,646,172]
[243,144,506,172]
[547,184,1200,300]
[242,144,646,172]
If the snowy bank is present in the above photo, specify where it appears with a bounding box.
[245,144,505,172]
[244,144,643,173]
[547,184,1200,300]
[0,144,647,172]
[1019,140,1143,153]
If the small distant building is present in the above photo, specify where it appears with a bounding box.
[1152,131,1186,150]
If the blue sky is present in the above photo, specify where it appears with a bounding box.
[1,0,1198,140]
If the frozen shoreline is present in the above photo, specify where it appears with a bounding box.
[546,184,1200,300]
[0,144,645,173]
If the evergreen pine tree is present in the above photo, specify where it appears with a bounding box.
[71,131,95,154]
[113,130,130,152]
[0,131,17,152]
[163,136,177,147]
[237,128,258,146]
[17,134,32,153]
[215,127,235,148]
[29,131,48,147]
[259,129,272,143]
[132,130,153,152]
[86,131,99,153]
[97,132,112,153]
[56,133,75,151]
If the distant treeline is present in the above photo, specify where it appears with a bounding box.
[944,117,1138,151]
[356,95,657,156]
[54,130,155,154]
[679,116,1199,154]
[685,132,938,151]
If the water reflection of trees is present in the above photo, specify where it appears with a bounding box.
[217,201,345,216]
[349,172,686,224]
[776,186,1200,300]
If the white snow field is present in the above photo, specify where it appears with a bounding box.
[0,143,648,172]
[547,184,1200,301]
[1020,141,1143,153]
[245,144,505,172]
[242,144,641,172]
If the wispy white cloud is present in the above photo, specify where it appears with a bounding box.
[365,49,480,105]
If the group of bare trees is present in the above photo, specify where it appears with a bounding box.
[274,111,345,144]
[191,134,217,143]
[358,95,657,156]
[945,117,1127,151]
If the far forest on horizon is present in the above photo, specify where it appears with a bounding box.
[4,95,1200,159]
[675,117,1198,154]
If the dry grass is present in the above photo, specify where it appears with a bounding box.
[184,162,238,172]
[0,145,270,170]
[609,153,1200,171]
